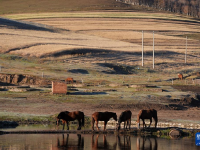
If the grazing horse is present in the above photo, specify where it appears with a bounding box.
[136,109,158,129]
[65,77,73,84]
[178,73,183,80]
[56,111,84,130]
[116,110,132,130]
[92,111,117,131]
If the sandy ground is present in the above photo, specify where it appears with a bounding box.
[0,89,200,124]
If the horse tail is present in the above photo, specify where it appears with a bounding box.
[81,112,85,127]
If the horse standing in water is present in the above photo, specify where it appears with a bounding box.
[92,111,117,131]
[56,111,84,130]
[116,110,132,130]
[136,109,158,129]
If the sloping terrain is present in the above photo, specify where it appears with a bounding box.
[0,17,140,58]
[0,0,131,14]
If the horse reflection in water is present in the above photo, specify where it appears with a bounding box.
[117,135,131,150]
[56,134,84,150]
[137,137,157,150]
[92,134,117,150]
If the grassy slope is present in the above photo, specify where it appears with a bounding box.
[0,0,133,15]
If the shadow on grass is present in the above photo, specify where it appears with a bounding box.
[69,92,107,95]
[0,17,55,32]
[68,69,89,74]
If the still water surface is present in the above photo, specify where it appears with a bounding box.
[0,124,198,150]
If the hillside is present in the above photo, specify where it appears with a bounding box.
[0,0,132,15]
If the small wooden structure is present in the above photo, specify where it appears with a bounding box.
[52,81,67,94]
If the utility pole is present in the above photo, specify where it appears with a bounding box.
[153,31,155,69]
[142,31,144,67]
[185,36,187,64]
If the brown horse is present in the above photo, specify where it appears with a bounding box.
[178,73,183,80]
[136,109,158,129]
[65,77,73,84]
[56,111,84,130]
[92,111,117,131]
[116,110,132,130]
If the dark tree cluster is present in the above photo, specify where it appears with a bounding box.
[118,0,200,18]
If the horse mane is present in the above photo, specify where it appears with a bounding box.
[57,111,69,119]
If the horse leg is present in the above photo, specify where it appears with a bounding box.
[77,120,81,130]
[126,120,129,129]
[96,121,100,131]
[149,118,152,128]
[125,120,128,129]
[153,117,158,128]
[128,119,131,129]
[66,121,69,130]
[62,120,65,130]
[142,119,146,128]
[117,122,121,130]
[91,117,95,131]
[154,120,157,128]
[137,119,140,129]
[104,121,108,131]
[127,120,130,129]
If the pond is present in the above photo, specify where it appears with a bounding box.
[0,124,199,150]
[0,133,198,150]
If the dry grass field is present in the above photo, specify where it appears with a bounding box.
[1,12,200,76]
[0,2,200,124]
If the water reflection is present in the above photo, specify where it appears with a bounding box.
[136,136,157,150]
[117,135,131,150]
[0,132,198,150]
[56,134,84,150]
[91,134,117,150]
